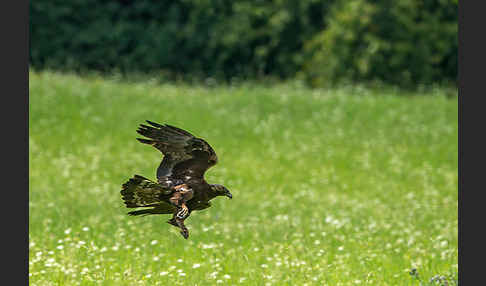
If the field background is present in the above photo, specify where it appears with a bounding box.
[29,71,458,285]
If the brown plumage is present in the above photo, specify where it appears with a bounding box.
[120,121,232,239]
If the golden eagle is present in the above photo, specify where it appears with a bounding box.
[120,121,232,239]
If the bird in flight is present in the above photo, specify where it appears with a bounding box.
[120,121,232,239]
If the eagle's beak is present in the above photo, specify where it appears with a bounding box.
[226,192,233,199]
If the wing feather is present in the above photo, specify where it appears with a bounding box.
[136,121,218,182]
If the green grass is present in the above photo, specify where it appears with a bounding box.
[29,71,458,285]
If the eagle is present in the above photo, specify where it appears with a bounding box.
[120,121,232,239]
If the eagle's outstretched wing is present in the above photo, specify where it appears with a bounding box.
[136,121,218,181]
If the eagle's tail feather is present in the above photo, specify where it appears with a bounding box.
[120,175,172,208]
[127,209,156,216]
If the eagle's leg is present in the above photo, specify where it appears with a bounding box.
[177,203,190,219]
[169,184,194,220]
[167,214,189,239]
[177,217,189,239]
[167,216,178,227]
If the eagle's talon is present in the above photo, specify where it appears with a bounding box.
[180,229,189,239]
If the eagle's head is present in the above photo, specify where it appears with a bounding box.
[210,184,232,199]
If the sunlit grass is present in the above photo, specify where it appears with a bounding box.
[29,71,458,285]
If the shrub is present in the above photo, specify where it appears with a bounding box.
[301,0,457,88]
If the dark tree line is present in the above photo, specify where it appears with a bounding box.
[30,0,457,88]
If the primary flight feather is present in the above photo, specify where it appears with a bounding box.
[120,121,232,239]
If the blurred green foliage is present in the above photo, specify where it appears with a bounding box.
[303,0,457,88]
[30,0,456,88]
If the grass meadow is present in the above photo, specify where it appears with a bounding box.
[29,71,458,285]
